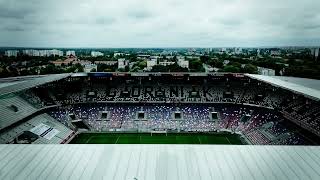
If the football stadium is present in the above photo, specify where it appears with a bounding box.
[1,72,320,179]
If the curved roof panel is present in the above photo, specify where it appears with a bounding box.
[0,73,71,96]
[246,74,320,101]
[0,144,319,180]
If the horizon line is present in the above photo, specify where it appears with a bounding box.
[0,45,319,49]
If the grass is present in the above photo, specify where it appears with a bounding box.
[70,133,244,145]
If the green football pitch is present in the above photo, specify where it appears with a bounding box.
[70,133,244,145]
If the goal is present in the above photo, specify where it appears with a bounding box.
[150,130,167,136]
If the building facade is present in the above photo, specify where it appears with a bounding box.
[91,51,104,57]
[5,50,19,57]
[258,67,276,76]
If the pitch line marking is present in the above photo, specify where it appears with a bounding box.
[225,137,231,144]
[115,136,120,144]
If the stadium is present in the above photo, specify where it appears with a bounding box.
[1,72,320,179]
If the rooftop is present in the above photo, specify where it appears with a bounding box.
[0,144,319,180]
[246,74,320,101]
[0,74,71,97]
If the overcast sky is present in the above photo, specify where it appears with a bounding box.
[0,0,320,48]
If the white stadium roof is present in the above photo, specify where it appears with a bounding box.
[0,73,71,96]
[0,144,320,180]
[246,74,320,101]
[271,76,320,91]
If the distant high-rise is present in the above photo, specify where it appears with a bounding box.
[177,56,189,69]
[118,58,128,69]
[91,51,104,57]
[22,49,63,57]
[5,50,19,57]
[310,47,319,60]
[257,67,275,76]
[270,50,281,56]
[51,49,63,57]
[66,51,76,57]
[235,47,242,55]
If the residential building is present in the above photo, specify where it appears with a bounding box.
[137,54,150,60]
[159,60,175,66]
[114,52,124,57]
[223,60,230,65]
[22,49,63,57]
[257,67,275,76]
[118,58,128,69]
[311,48,319,60]
[177,57,189,69]
[51,49,63,57]
[270,50,281,56]
[79,60,92,66]
[23,49,40,56]
[235,47,242,54]
[84,64,97,72]
[66,51,76,57]
[51,57,77,66]
[94,61,117,66]
[91,51,104,57]
[166,56,174,60]
[4,50,19,57]
[146,59,157,70]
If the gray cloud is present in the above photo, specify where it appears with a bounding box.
[0,0,319,47]
[2,26,25,32]
[95,17,116,25]
[0,8,31,19]
[127,10,153,20]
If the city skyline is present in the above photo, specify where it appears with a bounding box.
[0,0,320,47]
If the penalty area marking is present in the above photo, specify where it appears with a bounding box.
[85,136,94,144]
[197,136,202,144]
[225,137,231,144]
[115,136,120,144]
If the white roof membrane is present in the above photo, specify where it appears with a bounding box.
[0,73,71,96]
[246,74,320,101]
[0,144,320,180]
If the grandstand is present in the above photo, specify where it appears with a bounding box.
[0,72,319,145]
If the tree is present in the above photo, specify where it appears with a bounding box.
[173,56,177,62]
[97,64,116,72]
[40,64,64,75]
[117,68,125,72]
[74,63,84,72]
[215,61,224,68]
[242,64,257,74]
[130,66,140,72]
[65,66,77,73]
[223,65,240,73]
[137,60,147,69]
[200,55,210,63]
[125,65,130,72]
[151,65,169,72]
[189,59,204,72]
[232,62,241,68]
[167,63,189,72]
